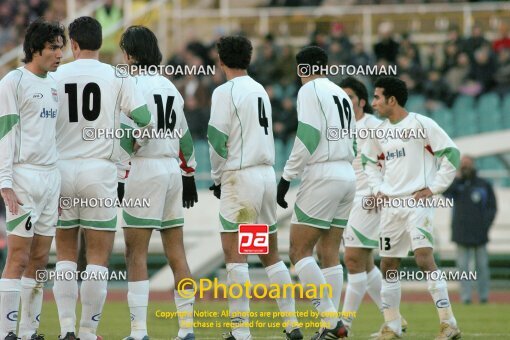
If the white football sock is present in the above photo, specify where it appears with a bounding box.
[428,270,456,326]
[128,280,149,339]
[226,263,251,340]
[265,261,299,331]
[78,265,108,339]
[174,289,195,338]
[0,278,21,337]
[342,272,367,328]
[321,265,343,312]
[366,267,383,313]
[53,261,78,335]
[19,276,44,338]
[381,279,401,335]
[295,257,338,329]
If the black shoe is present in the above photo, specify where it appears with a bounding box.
[58,333,80,340]
[316,320,348,339]
[285,328,304,340]
[30,334,45,340]
[4,332,18,340]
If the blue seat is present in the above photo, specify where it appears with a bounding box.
[406,95,426,113]
[453,95,475,116]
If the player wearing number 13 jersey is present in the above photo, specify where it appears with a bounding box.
[51,17,153,340]
[208,36,301,340]
[277,46,356,339]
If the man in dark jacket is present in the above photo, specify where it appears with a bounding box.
[444,155,497,304]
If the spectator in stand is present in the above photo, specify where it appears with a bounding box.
[445,24,466,55]
[444,156,497,305]
[465,23,489,62]
[493,20,510,54]
[350,41,372,67]
[309,30,329,51]
[272,97,298,144]
[373,21,399,63]
[423,69,452,109]
[184,95,209,141]
[445,52,471,96]
[494,49,510,96]
[250,34,279,86]
[442,41,461,73]
[466,45,497,94]
[330,22,352,57]
[399,32,421,66]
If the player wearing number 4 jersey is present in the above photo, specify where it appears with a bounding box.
[119,26,198,340]
[0,20,65,340]
[52,17,153,340]
[362,77,461,340]
[208,36,302,340]
[277,46,356,340]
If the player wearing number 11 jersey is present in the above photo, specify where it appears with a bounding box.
[277,46,356,339]
[208,36,302,340]
[52,17,153,340]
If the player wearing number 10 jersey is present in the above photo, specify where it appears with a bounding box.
[51,17,153,340]
[277,46,356,339]
[208,36,301,340]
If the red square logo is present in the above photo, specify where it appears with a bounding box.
[238,224,269,254]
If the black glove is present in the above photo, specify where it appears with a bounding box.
[117,182,125,203]
[209,183,221,199]
[182,176,198,208]
[277,178,290,208]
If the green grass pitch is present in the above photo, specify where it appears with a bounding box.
[37,300,510,339]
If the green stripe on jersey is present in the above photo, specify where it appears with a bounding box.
[351,226,378,247]
[120,123,134,155]
[296,121,320,154]
[332,218,348,227]
[131,104,151,127]
[219,214,238,231]
[123,210,161,227]
[6,211,30,232]
[417,227,434,245]
[294,204,330,228]
[361,153,377,169]
[179,129,194,163]
[434,147,460,169]
[207,125,228,159]
[80,216,117,229]
[0,114,19,141]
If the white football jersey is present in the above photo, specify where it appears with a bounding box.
[0,67,59,189]
[353,114,382,196]
[362,112,460,196]
[53,59,152,162]
[283,78,356,181]
[131,74,196,175]
[208,75,275,185]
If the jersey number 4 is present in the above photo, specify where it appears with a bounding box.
[258,97,269,135]
[154,95,176,132]
[333,95,352,129]
[65,83,101,122]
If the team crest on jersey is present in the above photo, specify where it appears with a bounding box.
[51,88,58,102]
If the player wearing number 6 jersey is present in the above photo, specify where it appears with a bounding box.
[362,76,461,340]
[0,20,65,340]
[277,46,356,339]
[52,17,153,340]
[119,26,198,340]
[208,36,302,340]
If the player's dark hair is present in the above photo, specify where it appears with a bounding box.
[22,19,66,63]
[120,26,162,67]
[295,46,328,75]
[69,16,102,51]
[339,76,373,114]
[374,76,408,107]
[217,36,252,70]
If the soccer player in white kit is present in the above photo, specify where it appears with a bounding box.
[119,26,198,340]
[277,46,356,339]
[51,17,153,340]
[0,20,65,340]
[362,77,461,340]
[337,76,388,333]
[208,36,302,340]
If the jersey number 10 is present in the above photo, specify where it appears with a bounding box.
[65,83,101,122]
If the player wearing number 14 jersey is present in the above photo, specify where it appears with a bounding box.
[208,36,302,340]
[52,17,153,340]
